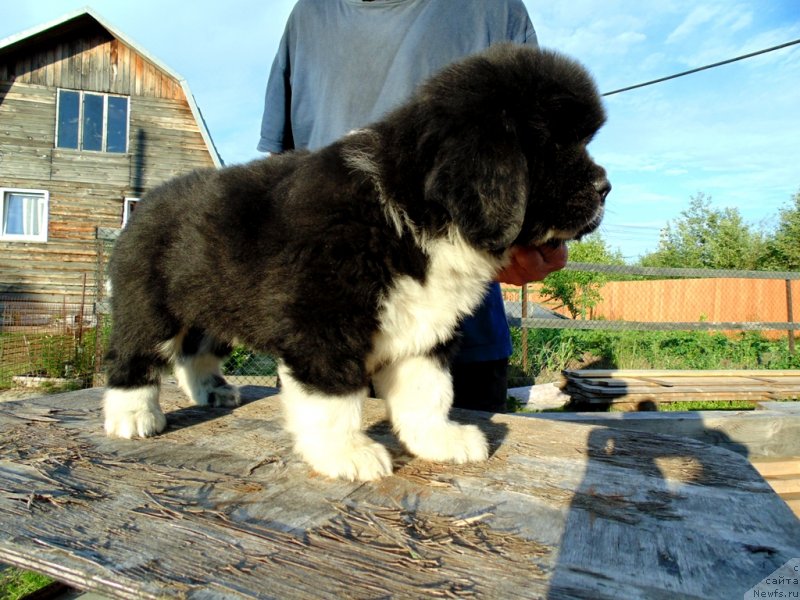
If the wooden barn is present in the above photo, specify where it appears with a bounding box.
[0,8,222,303]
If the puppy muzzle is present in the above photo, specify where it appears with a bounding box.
[594,178,611,203]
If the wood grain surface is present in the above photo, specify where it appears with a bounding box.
[0,382,797,598]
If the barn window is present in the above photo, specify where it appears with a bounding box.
[56,91,80,148]
[56,90,129,153]
[0,188,49,242]
[82,93,104,151]
[122,197,140,227]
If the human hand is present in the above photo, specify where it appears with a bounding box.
[495,242,568,285]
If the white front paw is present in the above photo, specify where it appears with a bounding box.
[401,422,489,464]
[297,434,393,481]
[103,387,166,438]
[105,409,167,438]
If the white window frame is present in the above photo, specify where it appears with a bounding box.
[122,197,140,227]
[55,89,130,153]
[0,188,49,242]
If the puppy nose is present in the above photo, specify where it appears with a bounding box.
[594,178,611,202]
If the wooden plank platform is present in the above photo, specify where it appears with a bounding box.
[561,369,800,410]
[523,405,800,518]
[0,382,798,599]
[523,401,800,458]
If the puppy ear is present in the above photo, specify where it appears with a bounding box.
[424,128,528,253]
[547,92,606,143]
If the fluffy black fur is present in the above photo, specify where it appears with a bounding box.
[105,44,608,402]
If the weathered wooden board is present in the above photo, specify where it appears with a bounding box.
[0,382,798,599]
[564,369,800,378]
[751,457,800,518]
[561,370,800,408]
[525,405,800,458]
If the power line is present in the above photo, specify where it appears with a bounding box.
[602,37,800,97]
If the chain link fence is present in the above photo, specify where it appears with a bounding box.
[503,263,799,385]
[2,260,798,392]
[0,296,103,391]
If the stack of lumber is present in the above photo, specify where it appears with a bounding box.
[561,369,800,410]
[751,457,800,518]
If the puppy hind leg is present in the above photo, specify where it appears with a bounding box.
[278,365,392,481]
[373,355,489,464]
[174,328,240,407]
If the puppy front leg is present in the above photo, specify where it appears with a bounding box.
[278,365,393,481]
[104,385,166,438]
[103,343,167,438]
[373,356,489,464]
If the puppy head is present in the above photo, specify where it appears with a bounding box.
[416,44,609,253]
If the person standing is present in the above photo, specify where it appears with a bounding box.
[258,0,567,412]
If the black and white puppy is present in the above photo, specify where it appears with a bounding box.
[103,44,609,481]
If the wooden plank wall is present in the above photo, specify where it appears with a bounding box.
[0,33,184,99]
[0,22,215,302]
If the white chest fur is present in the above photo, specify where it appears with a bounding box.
[368,232,505,370]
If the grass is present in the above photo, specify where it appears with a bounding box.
[510,328,800,384]
[0,324,106,390]
[223,347,278,377]
[655,400,756,412]
[515,399,758,414]
[0,567,54,600]
[507,328,798,413]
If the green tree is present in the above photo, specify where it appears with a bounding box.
[761,190,800,271]
[538,232,624,319]
[640,193,765,269]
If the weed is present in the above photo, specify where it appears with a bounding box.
[510,328,800,384]
[0,567,53,600]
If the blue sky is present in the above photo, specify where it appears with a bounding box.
[1,1,799,261]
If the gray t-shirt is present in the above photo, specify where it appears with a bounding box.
[258,0,537,152]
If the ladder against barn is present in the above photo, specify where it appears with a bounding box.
[0,381,798,598]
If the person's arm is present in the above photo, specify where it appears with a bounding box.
[258,26,294,153]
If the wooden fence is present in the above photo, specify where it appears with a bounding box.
[589,278,798,325]
[503,263,800,349]
[510,278,798,328]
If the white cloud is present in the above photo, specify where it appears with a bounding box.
[728,12,754,33]
[666,5,723,43]
[614,31,648,47]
